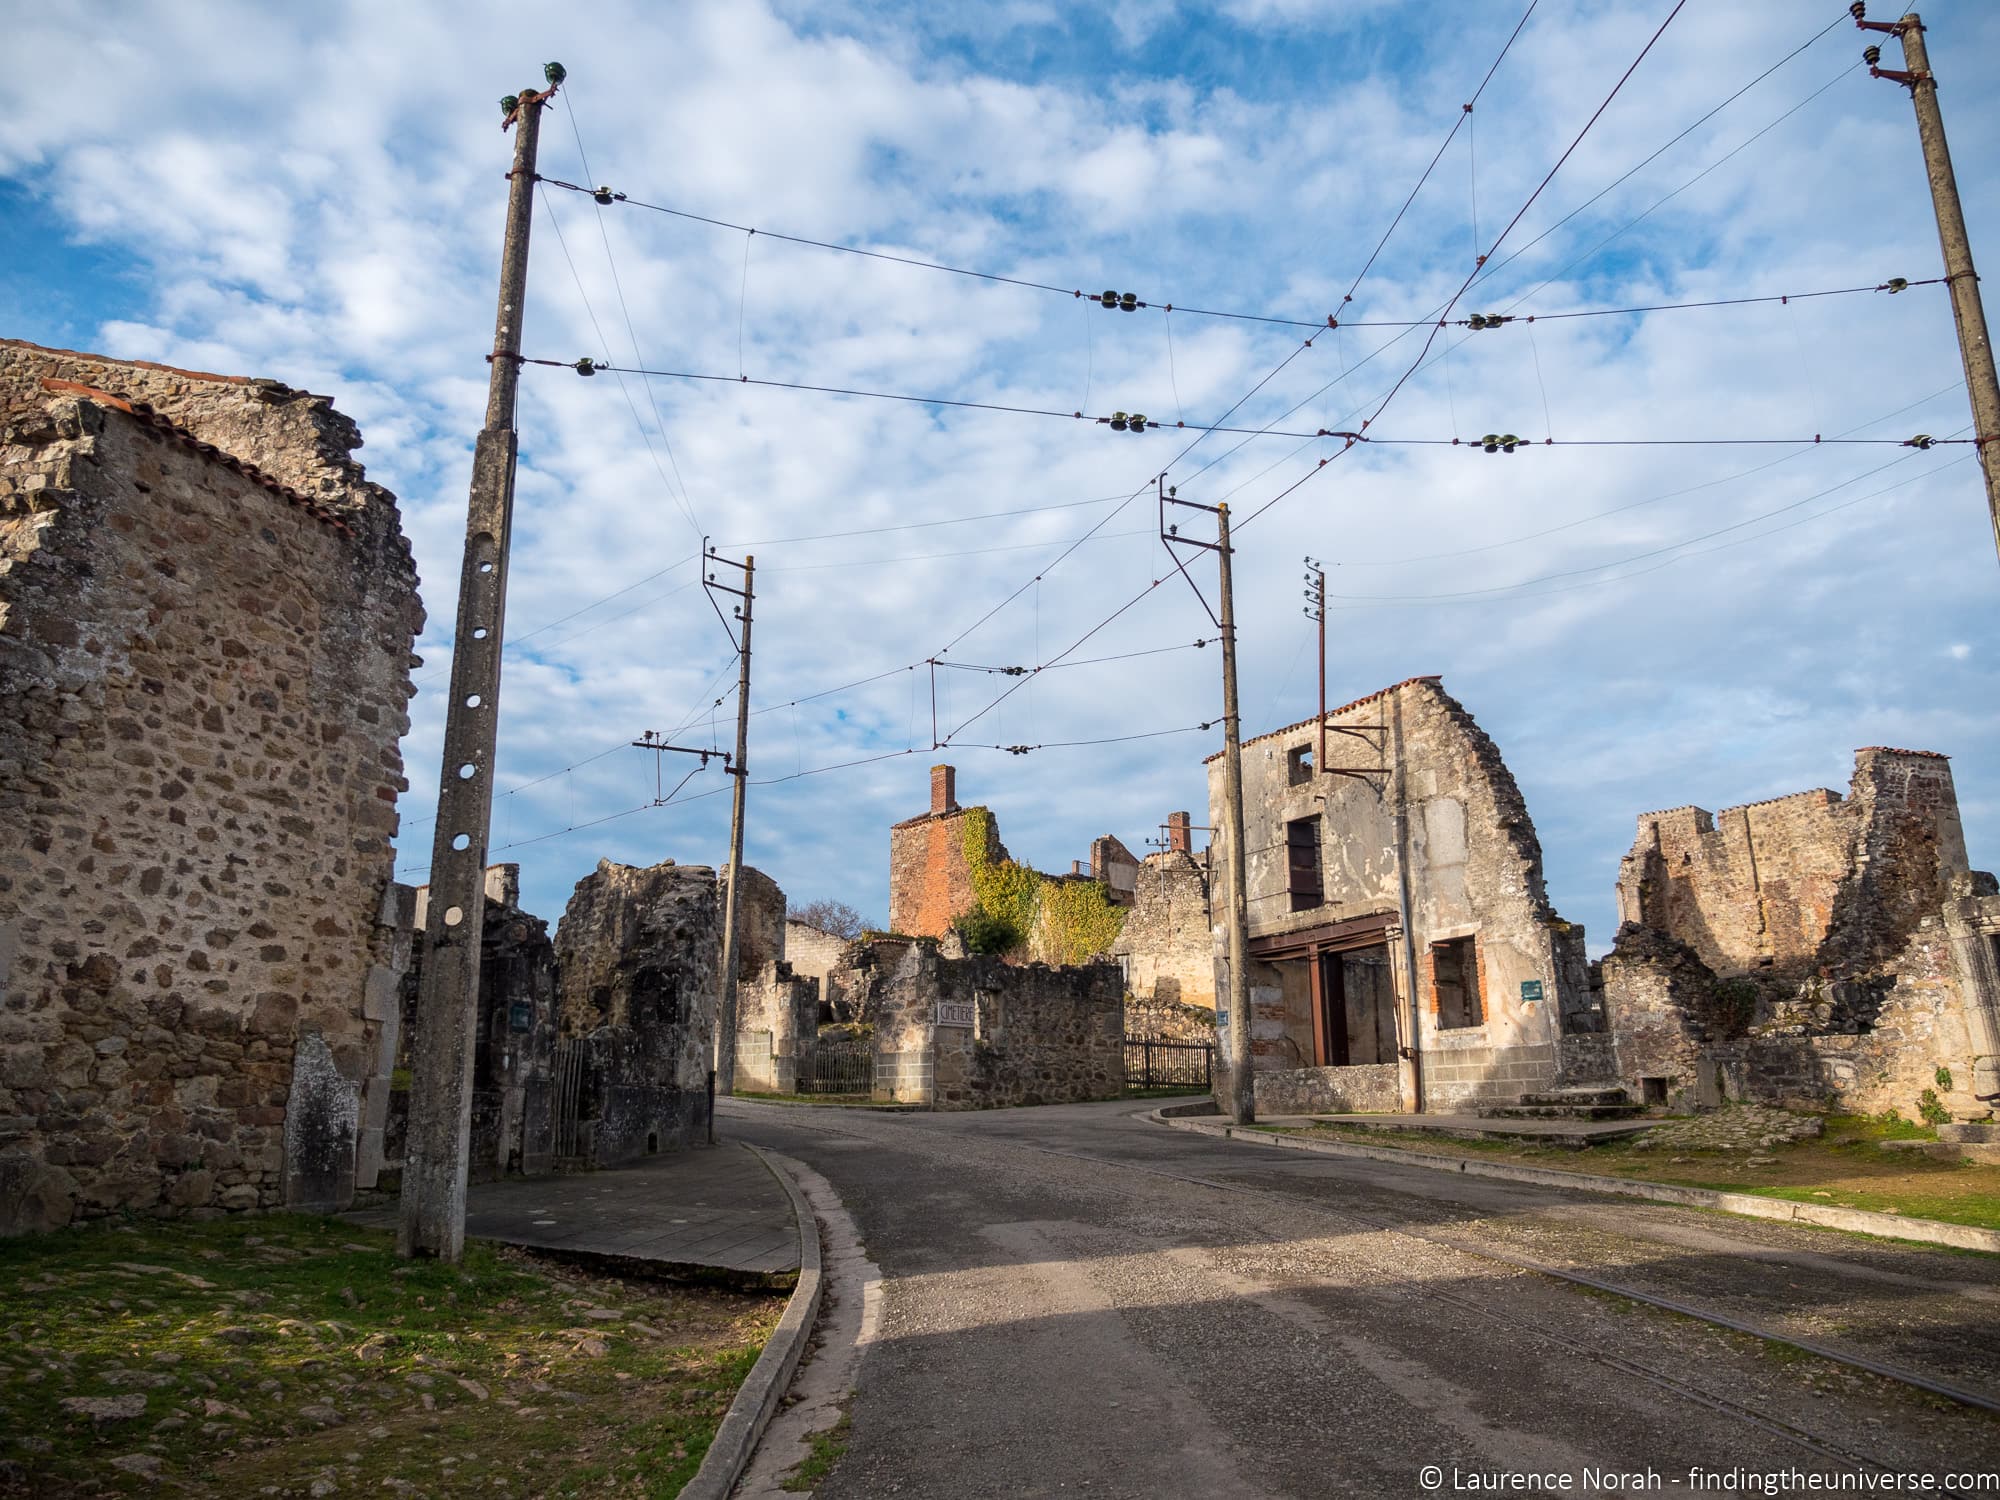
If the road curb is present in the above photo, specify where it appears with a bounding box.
[1151,1111,2000,1254]
[681,1145,825,1500]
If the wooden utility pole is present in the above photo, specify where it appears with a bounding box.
[705,545,755,1098]
[1161,480,1254,1123]
[401,65,562,1262]
[1859,7,2000,564]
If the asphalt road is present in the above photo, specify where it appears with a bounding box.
[723,1097,2000,1500]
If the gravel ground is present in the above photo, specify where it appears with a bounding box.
[722,1096,2000,1500]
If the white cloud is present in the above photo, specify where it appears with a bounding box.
[5,0,1998,946]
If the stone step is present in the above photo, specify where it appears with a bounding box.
[1517,1088,1631,1108]
[1937,1122,2000,1145]
[1483,1103,1645,1122]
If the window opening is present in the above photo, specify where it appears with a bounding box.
[1433,935,1482,1029]
[1286,816,1323,912]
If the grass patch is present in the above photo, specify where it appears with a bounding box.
[1276,1114,2000,1231]
[0,1212,782,1497]
[780,1408,852,1492]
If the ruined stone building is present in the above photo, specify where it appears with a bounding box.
[1574,749,2000,1117]
[1207,676,1588,1116]
[552,859,720,1166]
[0,341,423,1234]
[1113,811,1217,1027]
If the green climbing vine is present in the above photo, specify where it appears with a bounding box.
[954,806,1126,964]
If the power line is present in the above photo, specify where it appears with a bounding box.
[560,89,704,541]
[525,358,1957,449]
[1325,438,1965,603]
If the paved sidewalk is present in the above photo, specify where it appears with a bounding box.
[1281,1111,1652,1146]
[351,1142,799,1278]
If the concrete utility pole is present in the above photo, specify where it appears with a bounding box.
[1304,558,1326,780]
[706,545,755,1098]
[400,66,561,1262]
[1160,479,1254,1122]
[1858,7,2000,565]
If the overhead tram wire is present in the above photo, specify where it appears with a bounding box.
[1230,0,1695,534]
[520,358,1953,451]
[1325,442,1973,608]
[394,723,1217,878]
[1186,6,1858,511]
[535,185,702,542]
[559,88,704,541]
[531,3,1538,349]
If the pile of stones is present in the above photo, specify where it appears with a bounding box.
[1630,1104,1823,1153]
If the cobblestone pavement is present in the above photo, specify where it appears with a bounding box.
[722,1096,2000,1500]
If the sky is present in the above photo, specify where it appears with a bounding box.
[3,0,1996,950]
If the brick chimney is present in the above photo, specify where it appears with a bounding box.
[931,764,958,816]
[1166,811,1191,853]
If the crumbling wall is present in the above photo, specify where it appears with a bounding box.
[1090,834,1142,907]
[1616,750,1969,982]
[553,859,717,1164]
[826,935,919,1027]
[725,866,787,981]
[734,963,820,1094]
[0,343,420,1233]
[784,920,851,1019]
[1604,749,1986,1116]
[873,945,1123,1108]
[1113,850,1214,1012]
[888,764,1004,938]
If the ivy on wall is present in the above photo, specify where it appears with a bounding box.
[955,806,1126,965]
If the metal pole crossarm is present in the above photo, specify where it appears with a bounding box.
[400,66,561,1263]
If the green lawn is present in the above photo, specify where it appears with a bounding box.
[0,1213,781,1497]
[1271,1113,2000,1231]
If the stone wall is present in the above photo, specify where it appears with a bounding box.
[827,935,920,1027]
[870,945,1124,1108]
[1253,1063,1400,1116]
[784,921,849,1017]
[1090,834,1142,906]
[553,859,718,1165]
[1112,850,1215,1012]
[0,342,421,1233]
[735,963,819,1095]
[1124,994,1219,1045]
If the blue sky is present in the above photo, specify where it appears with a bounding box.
[4,0,1996,949]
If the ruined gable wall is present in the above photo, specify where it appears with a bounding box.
[0,381,420,1231]
[1210,678,1575,1109]
[1113,851,1215,1012]
[888,807,1000,939]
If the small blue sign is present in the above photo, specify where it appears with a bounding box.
[509,1001,533,1033]
[1520,980,1544,1003]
